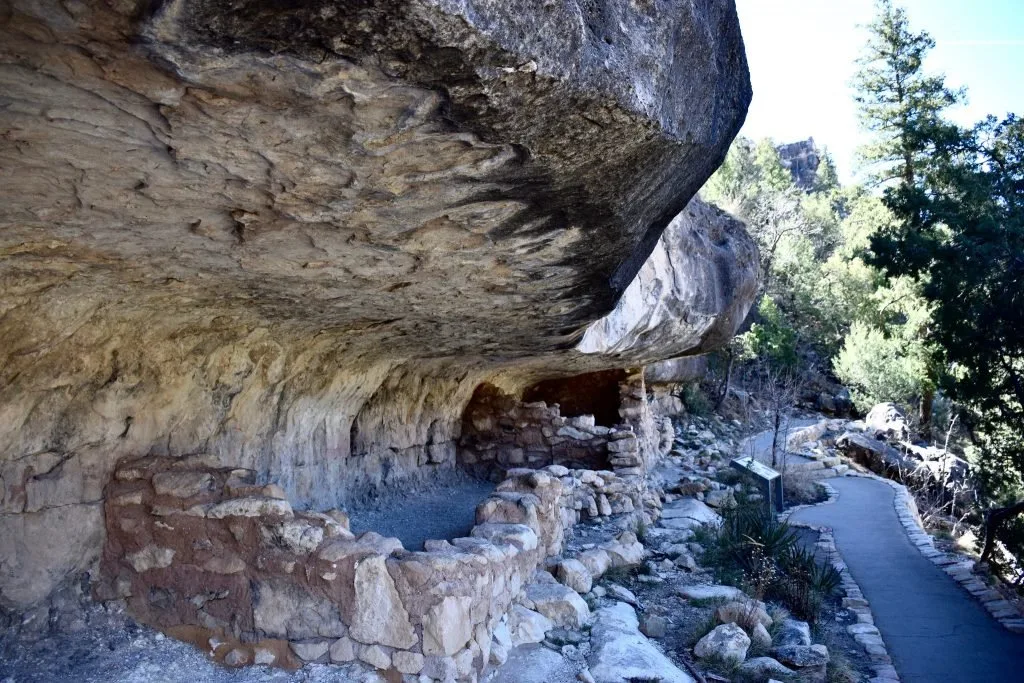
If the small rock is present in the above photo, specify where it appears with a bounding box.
[677,584,746,602]
[739,656,794,678]
[674,553,697,571]
[290,640,329,662]
[557,559,593,594]
[750,622,772,650]
[223,648,249,666]
[252,647,276,665]
[358,644,392,670]
[639,614,668,638]
[546,628,585,646]
[694,623,750,666]
[329,636,356,663]
[776,618,811,647]
[773,643,829,668]
[605,583,638,606]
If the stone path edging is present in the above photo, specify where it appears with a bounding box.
[781,482,902,683]
[841,471,1024,634]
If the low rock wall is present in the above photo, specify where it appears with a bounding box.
[96,455,655,680]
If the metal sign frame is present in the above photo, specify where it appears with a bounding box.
[730,456,784,514]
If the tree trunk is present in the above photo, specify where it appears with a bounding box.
[716,348,735,410]
[980,499,1024,563]
[919,385,934,428]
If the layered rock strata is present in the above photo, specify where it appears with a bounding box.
[0,0,754,622]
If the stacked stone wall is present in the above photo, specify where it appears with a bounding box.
[458,383,645,478]
[98,456,569,678]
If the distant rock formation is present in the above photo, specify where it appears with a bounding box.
[777,138,821,189]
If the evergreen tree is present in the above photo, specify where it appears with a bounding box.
[814,149,840,194]
[871,113,1024,563]
[853,0,962,186]
[852,0,961,425]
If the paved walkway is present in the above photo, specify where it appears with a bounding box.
[791,476,1024,682]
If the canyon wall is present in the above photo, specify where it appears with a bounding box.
[0,0,754,614]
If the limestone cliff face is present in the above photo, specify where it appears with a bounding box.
[0,0,753,610]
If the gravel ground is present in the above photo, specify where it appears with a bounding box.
[347,469,495,550]
[0,606,379,683]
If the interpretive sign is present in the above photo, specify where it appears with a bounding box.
[730,456,784,514]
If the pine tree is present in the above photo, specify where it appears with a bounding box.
[813,149,840,194]
[853,0,962,186]
[852,0,962,425]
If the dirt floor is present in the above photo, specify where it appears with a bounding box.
[346,469,496,550]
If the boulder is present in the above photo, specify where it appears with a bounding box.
[716,601,772,628]
[704,489,736,509]
[750,623,773,650]
[739,656,795,679]
[557,559,593,595]
[865,403,910,440]
[525,582,591,629]
[254,579,347,640]
[151,472,215,498]
[694,623,751,666]
[588,603,694,683]
[776,619,812,647]
[422,596,474,656]
[603,539,646,568]
[348,555,416,648]
[577,549,612,579]
[659,498,722,530]
[508,605,554,646]
[773,644,830,668]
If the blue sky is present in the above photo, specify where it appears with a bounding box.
[734,0,1024,183]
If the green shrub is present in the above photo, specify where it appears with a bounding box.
[702,505,842,622]
[681,382,713,416]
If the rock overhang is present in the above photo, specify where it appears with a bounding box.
[0,0,755,611]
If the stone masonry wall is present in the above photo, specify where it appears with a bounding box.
[458,384,647,480]
[98,456,566,679]
[97,455,651,681]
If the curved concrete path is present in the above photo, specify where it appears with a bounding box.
[791,477,1024,682]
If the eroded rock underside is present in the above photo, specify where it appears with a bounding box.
[0,0,755,670]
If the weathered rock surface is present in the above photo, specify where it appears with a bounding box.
[694,623,750,666]
[773,644,830,668]
[660,498,723,530]
[588,603,694,683]
[678,585,746,603]
[0,0,753,618]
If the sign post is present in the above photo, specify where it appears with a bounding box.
[730,456,784,514]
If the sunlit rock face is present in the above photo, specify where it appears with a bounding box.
[0,0,752,610]
[577,200,759,362]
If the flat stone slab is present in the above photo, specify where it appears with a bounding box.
[658,498,721,530]
[588,603,694,683]
[677,584,746,602]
